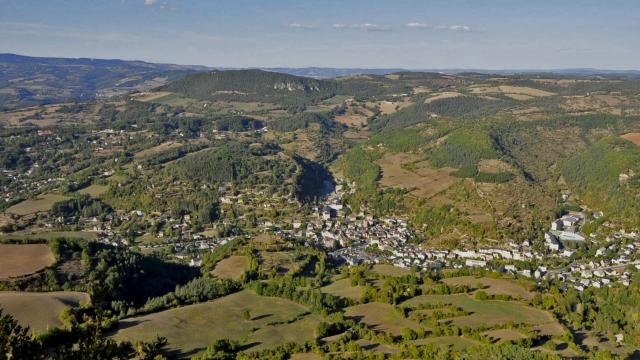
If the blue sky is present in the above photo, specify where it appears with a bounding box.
[0,0,638,69]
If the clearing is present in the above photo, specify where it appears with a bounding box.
[0,244,56,279]
[376,153,458,198]
[344,302,421,336]
[113,290,319,357]
[442,276,535,300]
[211,255,249,280]
[6,193,70,216]
[424,92,463,104]
[0,291,90,333]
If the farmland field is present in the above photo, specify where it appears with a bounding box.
[113,290,319,357]
[376,153,458,198]
[0,244,55,279]
[6,193,70,216]
[442,276,535,300]
[402,294,559,330]
[0,291,90,333]
[344,302,421,336]
[211,255,248,280]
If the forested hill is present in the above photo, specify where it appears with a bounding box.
[0,53,204,110]
[161,69,338,109]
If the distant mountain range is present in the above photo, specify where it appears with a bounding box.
[1,53,639,110]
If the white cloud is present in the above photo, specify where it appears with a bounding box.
[407,22,473,32]
[448,25,471,32]
[333,23,392,32]
[144,0,157,6]
[406,22,431,29]
[288,23,318,30]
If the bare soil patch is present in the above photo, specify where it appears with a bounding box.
[621,132,640,146]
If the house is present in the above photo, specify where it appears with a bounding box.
[551,220,563,231]
[561,215,581,227]
[465,259,486,268]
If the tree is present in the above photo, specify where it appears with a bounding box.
[0,309,44,360]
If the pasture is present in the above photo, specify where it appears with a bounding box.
[320,278,364,300]
[376,153,457,198]
[402,294,559,330]
[6,193,70,216]
[0,291,90,333]
[344,302,421,336]
[0,244,55,279]
[442,276,535,300]
[113,290,319,357]
[211,255,248,280]
[372,264,411,277]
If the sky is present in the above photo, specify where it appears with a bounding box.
[0,0,638,69]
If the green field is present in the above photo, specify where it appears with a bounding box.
[6,193,70,216]
[112,290,319,357]
[344,302,421,336]
[320,278,363,300]
[0,291,90,333]
[402,294,559,330]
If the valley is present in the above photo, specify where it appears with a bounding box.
[1,59,640,359]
